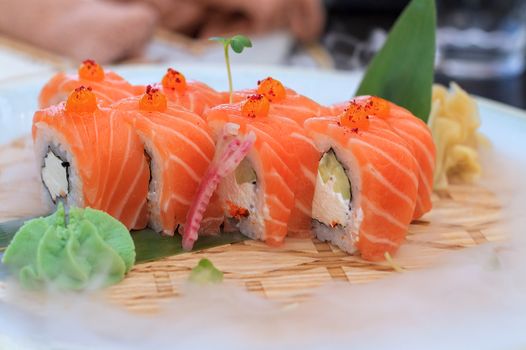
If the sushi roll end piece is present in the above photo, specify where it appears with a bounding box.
[331,96,436,219]
[38,86,98,208]
[34,86,150,230]
[306,103,419,261]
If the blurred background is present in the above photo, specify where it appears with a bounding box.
[0,0,524,108]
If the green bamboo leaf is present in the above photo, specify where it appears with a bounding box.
[0,217,246,267]
[0,217,25,249]
[356,0,436,122]
[0,253,6,279]
[230,35,253,54]
[132,229,246,263]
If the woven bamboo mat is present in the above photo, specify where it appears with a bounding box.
[0,136,504,312]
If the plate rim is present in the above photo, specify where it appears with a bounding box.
[0,62,362,89]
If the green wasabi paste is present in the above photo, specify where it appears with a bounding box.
[1,204,135,290]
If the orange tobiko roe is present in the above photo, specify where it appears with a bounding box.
[162,68,187,93]
[241,94,270,118]
[257,77,286,102]
[139,85,168,112]
[339,96,390,130]
[78,59,105,82]
[65,86,98,114]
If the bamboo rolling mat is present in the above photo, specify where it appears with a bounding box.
[0,136,504,312]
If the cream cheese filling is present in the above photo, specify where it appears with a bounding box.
[42,151,69,201]
[312,171,350,227]
[222,174,257,217]
[219,158,265,240]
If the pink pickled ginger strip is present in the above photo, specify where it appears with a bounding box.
[182,123,256,251]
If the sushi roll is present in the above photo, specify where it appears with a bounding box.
[304,104,419,261]
[39,59,144,108]
[158,68,225,117]
[203,94,298,245]
[229,78,332,238]
[330,96,436,219]
[32,86,150,230]
[232,77,329,125]
[113,86,223,236]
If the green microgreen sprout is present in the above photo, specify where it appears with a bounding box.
[209,35,253,103]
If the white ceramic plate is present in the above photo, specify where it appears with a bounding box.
[1,64,526,350]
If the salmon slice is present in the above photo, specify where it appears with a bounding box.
[231,77,330,125]
[331,96,435,219]
[159,68,226,117]
[32,88,149,230]
[304,113,419,261]
[205,98,297,245]
[39,60,143,108]
[113,87,223,236]
[262,115,319,238]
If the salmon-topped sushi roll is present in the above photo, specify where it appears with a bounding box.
[183,92,321,247]
[201,95,299,246]
[232,77,329,125]
[113,86,223,236]
[38,59,143,108]
[331,96,436,219]
[158,68,225,117]
[304,104,419,261]
[32,86,149,230]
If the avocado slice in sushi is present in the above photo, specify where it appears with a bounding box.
[318,150,351,201]
[312,150,352,228]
